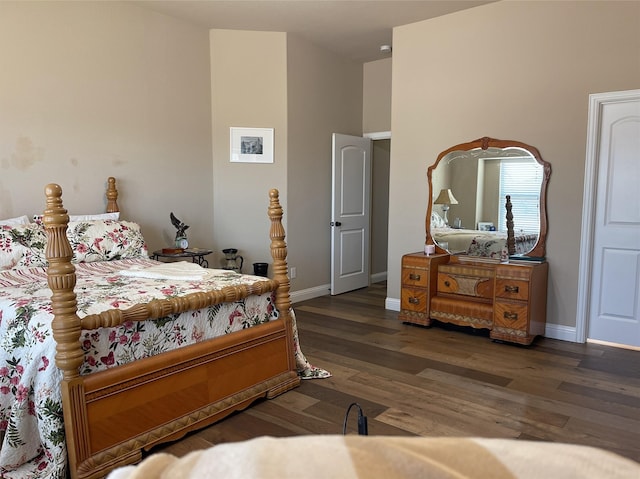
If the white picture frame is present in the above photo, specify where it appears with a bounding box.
[477,222,494,231]
[230,127,274,163]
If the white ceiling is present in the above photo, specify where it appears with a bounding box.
[134,0,494,63]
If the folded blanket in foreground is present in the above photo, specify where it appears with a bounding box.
[107,435,639,479]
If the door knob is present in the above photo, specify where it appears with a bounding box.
[331,221,342,226]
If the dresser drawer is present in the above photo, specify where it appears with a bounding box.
[401,288,428,313]
[431,296,494,328]
[437,272,494,299]
[402,267,429,288]
[494,301,528,331]
[495,279,530,301]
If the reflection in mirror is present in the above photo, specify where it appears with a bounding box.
[426,137,551,259]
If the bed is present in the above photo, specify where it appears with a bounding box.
[431,226,538,258]
[0,178,312,479]
[430,198,538,259]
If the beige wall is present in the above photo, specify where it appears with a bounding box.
[364,60,392,277]
[0,1,213,251]
[287,34,363,290]
[482,161,501,228]
[363,58,392,134]
[0,1,366,290]
[388,1,640,331]
[449,158,479,228]
[209,30,288,272]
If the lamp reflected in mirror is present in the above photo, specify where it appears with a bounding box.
[434,188,458,226]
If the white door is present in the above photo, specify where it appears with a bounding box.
[331,133,372,295]
[583,90,640,347]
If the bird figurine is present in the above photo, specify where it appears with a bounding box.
[170,212,190,249]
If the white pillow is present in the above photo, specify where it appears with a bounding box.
[69,212,120,221]
[33,211,120,225]
[0,215,30,226]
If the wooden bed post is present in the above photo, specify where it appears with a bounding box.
[44,184,83,379]
[106,177,119,213]
[506,195,515,256]
[268,189,296,372]
[44,184,90,479]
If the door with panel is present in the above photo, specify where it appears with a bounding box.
[584,90,640,347]
[331,133,372,295]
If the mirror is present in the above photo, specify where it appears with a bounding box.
[426,137,551,259]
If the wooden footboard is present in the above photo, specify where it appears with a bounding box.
[44,182,300,479]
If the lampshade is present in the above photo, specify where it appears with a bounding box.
[434,188,459,205]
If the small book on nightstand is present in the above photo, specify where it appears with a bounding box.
[509,255,546,264]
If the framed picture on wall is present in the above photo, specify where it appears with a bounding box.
[230,127,274,163]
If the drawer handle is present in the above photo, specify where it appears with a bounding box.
[504,285,519,293]
[408,297,420,305]
[409,273,421,281]
[444,280,450,287]
[503,311,518,321]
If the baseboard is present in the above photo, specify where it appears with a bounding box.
[544,323,578,343]
[384,297,579,343]
[385,297,400,311]
[290,284,331,304]
[371,271,387,283]
[290,272,387,304]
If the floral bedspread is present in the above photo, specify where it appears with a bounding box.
[433,227,537,258]
[467,231,537,258]
[0,259,280,479]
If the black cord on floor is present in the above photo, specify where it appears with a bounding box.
[342,402,368,436]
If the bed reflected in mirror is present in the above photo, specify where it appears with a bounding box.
[426,137,551,259]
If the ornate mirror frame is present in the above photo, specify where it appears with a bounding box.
[426,136,551,258]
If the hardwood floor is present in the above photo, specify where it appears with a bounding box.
[154,282,640,462]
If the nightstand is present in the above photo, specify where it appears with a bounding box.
[151,248,213,267]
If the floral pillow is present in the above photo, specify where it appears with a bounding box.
[0,223,48,270]
[66,220,148,263]
[431,211,447,228]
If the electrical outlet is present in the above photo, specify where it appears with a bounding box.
[289,266,297,279]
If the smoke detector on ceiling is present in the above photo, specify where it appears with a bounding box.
[380,44,392,54]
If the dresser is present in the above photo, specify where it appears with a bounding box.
[399,252,548,345]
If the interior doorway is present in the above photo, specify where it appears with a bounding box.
[369,137,391,283]
[329,132,390,295]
